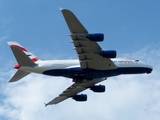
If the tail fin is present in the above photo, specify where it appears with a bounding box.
[7,42,39,82]
[7,42,40,62]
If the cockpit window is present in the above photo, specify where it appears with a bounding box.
[135,60,139,62]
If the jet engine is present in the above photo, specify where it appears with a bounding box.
[98,50,116,58]
[72,94,87,101]
[90,85,105,92]
[86,33,104,42]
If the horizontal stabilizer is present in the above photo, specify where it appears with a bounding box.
[9,70,30,82]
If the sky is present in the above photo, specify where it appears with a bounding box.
[0,0,160,120]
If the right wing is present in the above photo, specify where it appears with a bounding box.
[45,78,106,106]
[60,9,117,70]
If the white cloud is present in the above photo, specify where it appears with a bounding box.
[0,46,160,120]
[0,36,8,42]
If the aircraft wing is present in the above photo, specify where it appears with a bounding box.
[60,9,117,70]
[45,78,106,106]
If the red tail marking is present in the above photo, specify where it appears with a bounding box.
[14,64,21,69]
[32,58,39,62]
[11,45,28,52]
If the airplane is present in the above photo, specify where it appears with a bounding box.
[7,8,153,106]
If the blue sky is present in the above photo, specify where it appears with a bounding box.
[0,0,160,120]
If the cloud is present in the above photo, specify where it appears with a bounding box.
[0,46,160,120]
[0,36,8,42]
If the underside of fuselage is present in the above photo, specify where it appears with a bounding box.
[43,66,152,80]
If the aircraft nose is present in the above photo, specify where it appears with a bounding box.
[146,65,153,74]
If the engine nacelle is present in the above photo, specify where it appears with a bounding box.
[99,50,116,58]
[72,94,87,101]
[90,85,105,92]
[86,33,104,42]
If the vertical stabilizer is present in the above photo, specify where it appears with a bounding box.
[9,46,36,66]
[7,42,38,82]
[7,42,40,62]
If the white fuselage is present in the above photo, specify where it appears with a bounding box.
[19,58,152,79]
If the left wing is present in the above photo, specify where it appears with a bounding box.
[45,78,106,106]
[60,8,117,70]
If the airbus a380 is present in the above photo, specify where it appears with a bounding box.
[8,8,152,106]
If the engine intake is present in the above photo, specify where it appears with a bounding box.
[72,94,87,101]
[90,85,105,92]
[98,50,116,58]
[86,33,104,42]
